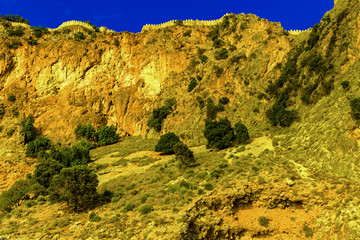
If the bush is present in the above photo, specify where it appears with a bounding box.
[21,114,37,144]
[155,132,180,154]
[199,55,208,63]
[266,94,298,127]
[3,14,29,24]
[32,26,49,38]
[203,183,213,191]
[7,128,15,137]
[26,135,52,158]
[214,48,229,60]
[74,123,95,141]
[234,122,250,144]
[12,108,19,117]
[204,118,234,149]
[7,94,16,102]
[94,125,120,146]
[27,37,38,46]
[122,203,135,212]
[341,81,350,90]
[188,78,197,92]
[183,30,191,37]
[74,32,85,41]
[258,216,269,227]
[51,165,98,212]
[174,142,195,167]
[5,40,23,49]
[350,97,360,120]
[140,194,150,203]
[196,96,205,109]
[89,212,102,222]
[140,205,153,215]
[206,98,224,120]
[7,26,25,37]
[219,97,229,105]
[147,100,175,132]
[214,66,223,78]
[34,159,63,188]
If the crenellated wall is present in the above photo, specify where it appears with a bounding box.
[141,14,230,32]
[288,29,311,35]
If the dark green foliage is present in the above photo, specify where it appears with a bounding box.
[221,15,230,29]
[206,98,224,121]
[214,66,224,78]
[203,183,213,190]
[337,10,348,24]
[74,32,85,41]
[32,26,49,38]
[196,96,205,109]
[188,78,197,92]
[306,24,320,50]
[85,20,100,32]
[26,135,52,158]
[212,39,223,48]
[174,142,195,167]
[197,48,206,56]
[350,97,360,120]
[259,216,269,227]
[214,48,229,60]
[204,118,235,149]
[113,39,120,46]
[0,178,44,212]
[140,205,153,214]
[155,132,180,154]
[341,81,350,90]
[7,128,15,137]
[174,20,183,26]
[51,165,99,212]
[207,27,219,40]
[234,122,250,144]
[94,125,120,146]
[266,94,298,127]
[303,224,314,238]
[147,100,176,132]
[34,159,63,188]
[75,123,96,141]
[7,26,25,37]
[21,114,37,144]
[3,14,29,24]
[199,55,208,63]
[183,30,191,37]
[5,39,23,49]
[27,37,38,46]
[123,203,135,212]
[219,97,229,105]
[12,108,19,117]
[8,94,16,102]
[89,212,102,222]
[301,82,319,104]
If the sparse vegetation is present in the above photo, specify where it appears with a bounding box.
[188,77,197,92]
[258,216,269,227]
[7,94,16,102]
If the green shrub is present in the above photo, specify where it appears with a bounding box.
[7,94,16,102]
[212,39,223,48]
[122,203,135,212]
[206,98,224,121]
[350,97,360,120]
[234,121,250,144]
[32,26,49,38]
[26,135,52,158]
[74,32,85,41]
[188,78,197,92]
[147,100,175,132]
[258,216,269,227]
[303,224,313,238]
[7,26,25,37]
[140,194,150,203]
[89,212,102,222]
[7,128,15,137]
[140,205,153,215]
[183,30,191,37]
[12,108,19,117]
[203,183,213,191]
[214,48,229,60]
[214,66,223,77]
[306,24,319,50]
[199,55,208,63]
[204,118,234,149]
[74,123,95,141]
[94,125,120,146]
[5,40,23,49]
[219,97,229,105]
[3,14,29,24]
[27,37,38,46]
[174,142,195,167]
[21,114,36,144]
[266,94,298,127]
[341,81,350,90]
[155,132,180,154]
[34,159,63,188]
[24,200,35,208]
[51,165,98,212]
[196,96,205,109]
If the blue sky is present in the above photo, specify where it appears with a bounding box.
[1,1,334,33]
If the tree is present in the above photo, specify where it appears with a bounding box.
[173,142,195,167]
[204,118,234,149]
[234,121,250,144]
[350,97,360,120]
[51,165,98,212]
[147,105,173,132]
[94,125,120,146]
[34,159,63,188]
[21,114,36,144]
[74,123,96,141]
[155,132,180,154]
[188,78,198,92]
[26,135,52,157]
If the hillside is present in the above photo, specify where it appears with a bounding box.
[1,0,360,238]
